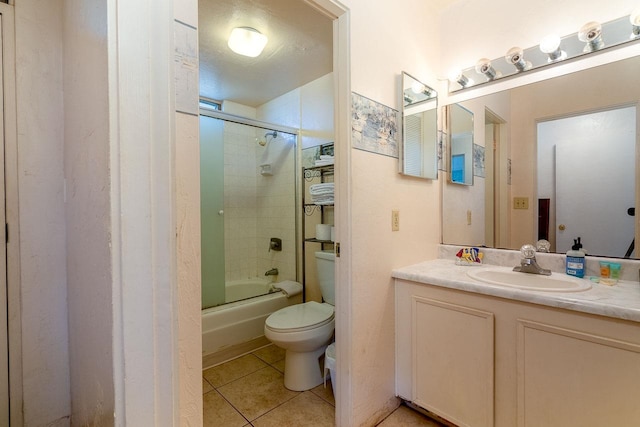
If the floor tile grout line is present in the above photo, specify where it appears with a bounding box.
[210,385,253,425]
[309,387,335,407]
[208,360,273,389]
[211,364,300,423]
[247,390,304,424]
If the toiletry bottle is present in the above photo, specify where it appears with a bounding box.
[566,237,585,278]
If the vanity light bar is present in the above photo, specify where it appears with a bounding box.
[449,12,640,92]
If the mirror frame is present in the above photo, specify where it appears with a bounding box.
[400,72,438,180]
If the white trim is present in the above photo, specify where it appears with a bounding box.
[306,1,353,425]
[110,0,177,424]
[0,3,22,426]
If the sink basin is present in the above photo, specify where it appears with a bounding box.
[467,267,591,292]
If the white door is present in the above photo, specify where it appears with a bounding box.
[0,12,9,424]
[551,107,636,256]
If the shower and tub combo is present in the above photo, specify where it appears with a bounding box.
[199,109,304,367]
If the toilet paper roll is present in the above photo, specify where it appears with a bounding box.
[330,226,335,242]
[316,224,331,241]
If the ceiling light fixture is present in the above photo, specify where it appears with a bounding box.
[578,21,604,52]
[539,34,567,62]
[228,27,268,57]
[631,7,640,38]
[505,47,531,72]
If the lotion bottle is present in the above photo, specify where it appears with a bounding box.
[566,237,585,278]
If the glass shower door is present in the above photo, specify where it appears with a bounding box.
[200,115,226,308]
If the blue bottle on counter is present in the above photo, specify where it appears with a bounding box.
[566,237,585,278]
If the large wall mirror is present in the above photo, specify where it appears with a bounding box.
[401,72,438,179]
[442,55,640,259]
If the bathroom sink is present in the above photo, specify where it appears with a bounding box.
[467,267,591,292]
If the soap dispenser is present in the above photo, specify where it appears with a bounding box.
[566,237,585,278]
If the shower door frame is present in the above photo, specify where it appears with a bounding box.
[199,107,302,300]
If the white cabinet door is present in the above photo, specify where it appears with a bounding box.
[517,320,640,427]
[412,296,495,427]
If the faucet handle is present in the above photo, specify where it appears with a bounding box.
[520,244,537,259]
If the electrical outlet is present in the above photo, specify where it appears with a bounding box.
[392,210,400,231]
[467,210,472,225]
[513,197,529,210]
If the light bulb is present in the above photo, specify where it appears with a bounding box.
[578,21,604,52]
[505,47,531,72]
[540,34,566,62]
[630,6,640,38]
[448,69,473,88]
[410,81,426,95]
[475,58,498,80]
[228,27,268,57]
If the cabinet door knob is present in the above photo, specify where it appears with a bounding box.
[218,210,224,216]
[558,224,566,231]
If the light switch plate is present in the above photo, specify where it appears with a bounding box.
[392,210,400,231]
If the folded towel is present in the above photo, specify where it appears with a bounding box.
[272,280,303,298]
[310,183,334,195]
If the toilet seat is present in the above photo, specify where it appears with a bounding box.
[265,301,334,333]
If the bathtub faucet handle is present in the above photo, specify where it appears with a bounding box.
[265,268,279,276]
[269,237,282,252]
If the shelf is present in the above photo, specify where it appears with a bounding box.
[305,238,335,244]
[304,165,334,181]
[304,204,334,216]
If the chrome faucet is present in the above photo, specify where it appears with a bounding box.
[513,244,551,275]
[264,268,279,276]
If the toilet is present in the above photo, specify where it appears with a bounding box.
[264,250,335,391]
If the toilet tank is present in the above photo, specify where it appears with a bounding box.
[314,251,335,305]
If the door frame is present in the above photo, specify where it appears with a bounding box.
[302,0,351,425]
[0,2,23,426]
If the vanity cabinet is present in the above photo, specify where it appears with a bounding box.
[395,279,640,427]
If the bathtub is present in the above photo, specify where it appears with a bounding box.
[225,277,272,303]
[202,280,303,367]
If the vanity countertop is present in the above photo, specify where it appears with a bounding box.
[392,259,640,323]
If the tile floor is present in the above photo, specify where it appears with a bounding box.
[202,344,445,426]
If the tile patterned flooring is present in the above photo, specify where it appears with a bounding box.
[203,344,445,427]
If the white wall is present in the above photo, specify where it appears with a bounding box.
[63,0,113,424]
[14,1,70,425]
[340,0,443,425]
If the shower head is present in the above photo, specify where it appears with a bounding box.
[257,131,278,147]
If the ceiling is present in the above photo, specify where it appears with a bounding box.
[198,0,333,108]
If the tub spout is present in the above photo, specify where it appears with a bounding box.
[265,268,279,276]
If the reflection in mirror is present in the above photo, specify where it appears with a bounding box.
[441,55,640,259]
[400,72,438,179]
[448,103,474,185]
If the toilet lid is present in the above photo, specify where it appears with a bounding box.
[265,301,334,332]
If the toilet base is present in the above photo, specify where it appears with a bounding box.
[283,345,327,391]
